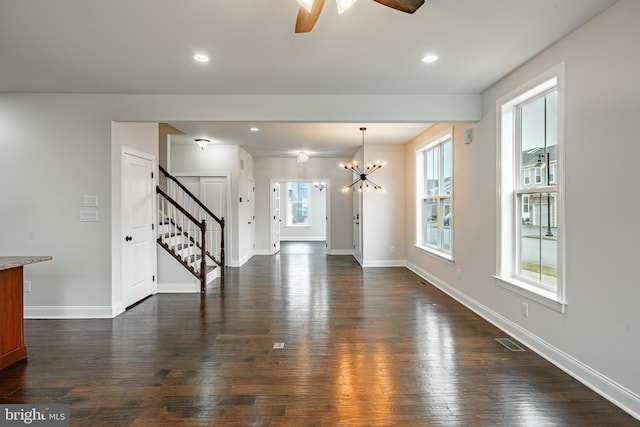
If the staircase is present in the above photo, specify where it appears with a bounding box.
[156,166,225,292]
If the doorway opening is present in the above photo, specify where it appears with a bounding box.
[271,179,330,255]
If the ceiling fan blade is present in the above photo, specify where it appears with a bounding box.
[295,0,326,33]
[372,0,425,14]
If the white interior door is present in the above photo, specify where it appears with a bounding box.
[200,177,227,222]
[272,182,281,254]
[122,151,155,307]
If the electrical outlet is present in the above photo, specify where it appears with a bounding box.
[521,302,529,318]
[23,281,31,293]
[390,246,395,253]
[457,268,462,280]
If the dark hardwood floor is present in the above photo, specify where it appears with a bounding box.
[1,242,637,426]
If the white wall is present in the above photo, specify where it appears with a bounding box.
[405,1,640,418]
[361,144,406,266]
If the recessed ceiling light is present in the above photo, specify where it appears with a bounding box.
[193,53,210,63]
[421,54,439,64]
[250,127,259,132]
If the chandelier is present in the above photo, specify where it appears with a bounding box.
[340,127,385,192]
[313,181,327,191]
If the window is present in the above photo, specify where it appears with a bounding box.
[497,64,565,312]
[416,130,453,259]
[522,195,530,215]
[286,182,310,226]
[534,166,542,184]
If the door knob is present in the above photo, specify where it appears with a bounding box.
[125,236,132,242]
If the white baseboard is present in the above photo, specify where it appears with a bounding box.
[405,262,640,421]
[328,249,354,255]
[363,259,407,268]
[24,306,114,319]
[157,282,199,293]
[280,237,325,241]
[254,249,272,255]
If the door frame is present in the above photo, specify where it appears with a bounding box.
[270,178,332,254]
[247,179,256,257]
[271,181,281,254]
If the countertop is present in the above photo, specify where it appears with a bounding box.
[0,256,53,271]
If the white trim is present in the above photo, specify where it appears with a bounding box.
[25,306,114,319]
[495,62,566,304]
[406,262,640,421]
[414,244,454,264]
[415,127,454,258]
[280,236,326,242]
[157,282,199,293]
[237,253,252,267]
[328,249,354,256]
[362,259,407,268]
[253,249,273,255]
[494,275,566,313]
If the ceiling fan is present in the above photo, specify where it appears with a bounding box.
[295,0,425,33]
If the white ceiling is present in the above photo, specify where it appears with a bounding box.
[0,0,617,157]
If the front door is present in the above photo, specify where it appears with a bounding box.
[122,151,155,307]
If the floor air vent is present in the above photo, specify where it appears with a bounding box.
[495,338,525,352]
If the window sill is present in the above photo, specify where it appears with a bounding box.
[494,275,566,313]
[414,245,454,264]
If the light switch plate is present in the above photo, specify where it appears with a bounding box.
[79,210,99,222]
[82,195,99,207]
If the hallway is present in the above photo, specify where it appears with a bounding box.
[0,246,636,425]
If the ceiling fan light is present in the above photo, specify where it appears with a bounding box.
[336,0,358,14]
[296,0,315,13]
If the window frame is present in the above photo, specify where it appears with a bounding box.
[415,128,454,261]
[495,64,566,313]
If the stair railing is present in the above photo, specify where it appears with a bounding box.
[156,187,208,292]
[158,166,225,275]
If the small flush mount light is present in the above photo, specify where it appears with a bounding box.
[421,53,439,64]
[249,127,259,132]
[193,53,210,63]
[195,138,211,150]
[297,152,309,163]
